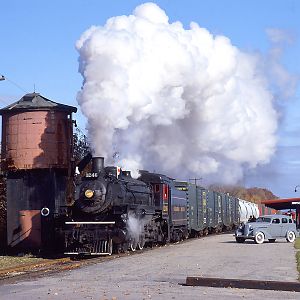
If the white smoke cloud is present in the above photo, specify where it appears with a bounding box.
[265,28,298,100]
[76,2,279,184]
[266,28,294,44]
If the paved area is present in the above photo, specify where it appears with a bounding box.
[0,233,298,299]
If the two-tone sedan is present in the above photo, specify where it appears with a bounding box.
[235,214,298,244]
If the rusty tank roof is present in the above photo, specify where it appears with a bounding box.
[0,92,77,114]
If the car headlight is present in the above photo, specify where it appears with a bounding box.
[84,189,94,199]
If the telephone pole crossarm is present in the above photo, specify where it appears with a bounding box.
[189,178,202,185]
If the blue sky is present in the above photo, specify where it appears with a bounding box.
[0,0,299,198]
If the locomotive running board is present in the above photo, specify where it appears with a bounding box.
[185,276,300,292]
[65,221,116,225]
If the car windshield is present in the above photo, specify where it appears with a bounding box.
[256,217,271,223]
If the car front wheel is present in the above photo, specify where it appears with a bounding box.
[286,231,296,243]
[254,232,264,244]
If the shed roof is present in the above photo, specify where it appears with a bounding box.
[261,198,300,210]
[0,93,77,114]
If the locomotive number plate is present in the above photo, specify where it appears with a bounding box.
[85,172,98,178]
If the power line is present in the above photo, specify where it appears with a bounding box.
[0,74,28,94]
[4,76,28,93]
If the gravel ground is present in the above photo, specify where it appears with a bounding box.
[0,233,298,299]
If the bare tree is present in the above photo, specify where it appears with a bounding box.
[73,127,91,164]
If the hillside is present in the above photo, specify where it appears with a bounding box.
[209,185,278,204]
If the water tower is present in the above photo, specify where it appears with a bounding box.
[0,93,77,252]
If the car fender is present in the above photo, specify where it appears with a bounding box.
[253,228,271,239]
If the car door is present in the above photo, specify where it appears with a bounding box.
[269,217,282,237]
[281,217,289,236]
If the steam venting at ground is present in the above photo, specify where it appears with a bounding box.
[126,212,145,243]
[77,2,279,184]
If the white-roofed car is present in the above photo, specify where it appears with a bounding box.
[235,214,298,244]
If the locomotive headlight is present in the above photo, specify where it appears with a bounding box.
[84,189,94,199]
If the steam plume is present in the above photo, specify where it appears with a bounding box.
[126,212,144,244]
[77,2,278,184]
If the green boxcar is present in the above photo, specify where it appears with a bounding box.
[188,185,209,234]
[174,182,210,236]
[231,196,240,227]
[221,193,231,229]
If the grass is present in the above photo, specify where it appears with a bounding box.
[297,252,300,275]
[0,255,45,271]
[295,237,300,281]
[295,237,300,250]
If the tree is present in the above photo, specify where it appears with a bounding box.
[209,184,278,203]
[73,127,91,163]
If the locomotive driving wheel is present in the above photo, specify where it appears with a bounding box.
[137,234,145,250]
[129,238,138,251]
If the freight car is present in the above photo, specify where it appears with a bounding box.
[64,157,260,256]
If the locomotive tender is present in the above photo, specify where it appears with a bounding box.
[64,156,258,256]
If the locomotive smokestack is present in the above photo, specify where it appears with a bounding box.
[92,157,104,173]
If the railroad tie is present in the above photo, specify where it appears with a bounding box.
[185,276,300,292]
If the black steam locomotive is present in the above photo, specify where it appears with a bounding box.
[65,157,171,254]
[64,156,240,255]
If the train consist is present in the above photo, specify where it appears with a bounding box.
[64,157,267,256]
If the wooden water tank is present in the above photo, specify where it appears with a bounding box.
[0,93,77,170]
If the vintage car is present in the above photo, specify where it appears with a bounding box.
[235,214,298,244]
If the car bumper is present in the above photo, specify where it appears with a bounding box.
[235,231,254,239]
[235,235,254,240]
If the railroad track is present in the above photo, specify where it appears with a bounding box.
[0,244,164,283]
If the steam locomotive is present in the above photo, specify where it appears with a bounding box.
[64,156,257,255]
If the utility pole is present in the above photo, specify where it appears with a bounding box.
[189,178,202,185]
